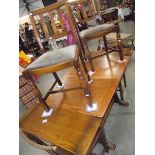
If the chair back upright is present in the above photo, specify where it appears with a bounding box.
[68,0,100,23]
[29,0,81,52]
[19,74,41,109]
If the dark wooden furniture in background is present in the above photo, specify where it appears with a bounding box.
[19,74,40,109]
[19,72,63,110]
[100,9,118,23]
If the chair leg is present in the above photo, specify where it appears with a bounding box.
[116,31,124,61]
[82,38,95,72]
[123,73,127,87]
[101,149,106,155]
[79,45,92,83]
[73,60,93,107]
[38,97,51,112]
[118,81,129,106]
[131,39,135,50]
[98,128,116,153]
[79,38,88,62]
[103,36,110,60]
[119,81,124,101]
[53,72,63,86]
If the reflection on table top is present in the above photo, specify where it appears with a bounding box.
[20,105,102,155]
[46,49,133,117]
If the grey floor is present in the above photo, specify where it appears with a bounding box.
[19,20,135,155]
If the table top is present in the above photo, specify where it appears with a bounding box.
[46,49,133,117]
[20,105,102,155]
[20,48,133,154]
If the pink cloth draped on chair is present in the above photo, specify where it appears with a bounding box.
[61,13,75,45]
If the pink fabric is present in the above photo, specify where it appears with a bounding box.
[61,13,75,45]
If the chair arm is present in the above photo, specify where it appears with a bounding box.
[20,130,57,152]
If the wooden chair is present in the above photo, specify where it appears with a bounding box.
[68,1,125,74]
[29,0,91,82]
[20,129,59,155]
[67,1,128,92]
[24,0,95,112]
[78,24,125,74]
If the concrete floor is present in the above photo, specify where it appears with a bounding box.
[19,20,135,155]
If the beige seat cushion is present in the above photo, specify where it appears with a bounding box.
[26,45,77,71]
[79,23,114,38]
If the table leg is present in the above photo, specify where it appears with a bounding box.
[101,149,106,155]
[114,89,129,106]
[123,73,127,87]
[98,128,116,153]
[119,81,129,106]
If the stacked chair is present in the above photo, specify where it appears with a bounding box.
[68,0,125,74]
[23,0,96,114]
[68,0,127,101]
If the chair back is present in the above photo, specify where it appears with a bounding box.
[29,0,81,52]
[20,73,50,112]
[68,0,100,23]
[19,74,41,109]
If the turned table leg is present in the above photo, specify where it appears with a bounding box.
[98,129,116,153]
[114,89,129,106]
[123,73,127,87]
[101,149,106,155]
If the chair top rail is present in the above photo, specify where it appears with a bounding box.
[30,0,66,16]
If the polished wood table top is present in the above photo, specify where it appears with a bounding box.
[20,104,102,155]
[46,49,133,117]
[20,48,133,154]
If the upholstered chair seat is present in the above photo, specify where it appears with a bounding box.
[26,45,76,71]
[79,23,114,38]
